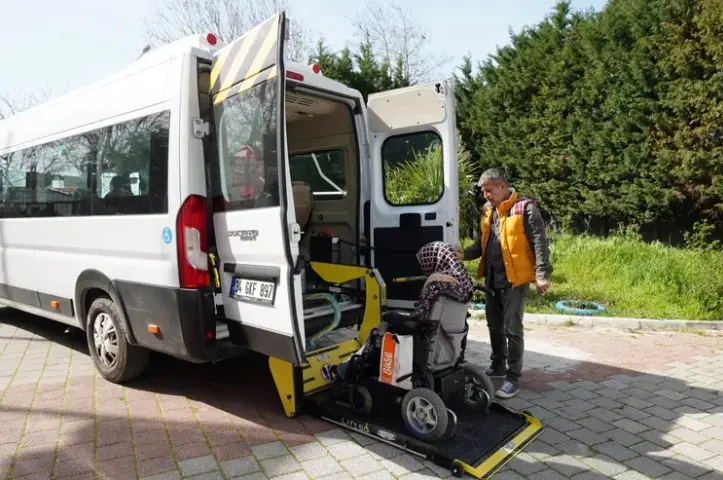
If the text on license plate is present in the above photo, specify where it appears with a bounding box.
[231,277,275,305]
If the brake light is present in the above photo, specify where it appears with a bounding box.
[311,63,321,74]
[286,71,304,81]
[206,33,217,46]
[176,195,210,288]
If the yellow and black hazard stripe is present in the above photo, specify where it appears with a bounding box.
[210,12,284,105]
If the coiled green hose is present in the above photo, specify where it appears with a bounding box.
[304,292,342,351]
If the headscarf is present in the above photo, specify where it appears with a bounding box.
[410,241,474,321]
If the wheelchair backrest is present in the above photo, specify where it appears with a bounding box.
[427,297,470,334]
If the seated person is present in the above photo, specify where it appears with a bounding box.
[395,240,475,330]
[331,241,474,382]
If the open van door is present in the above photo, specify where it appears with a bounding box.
[367,80,459,308]
[208,11,305,365]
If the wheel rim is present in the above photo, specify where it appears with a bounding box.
[405,396,438,433]
[465,374,488,406]
[93,313,119,368]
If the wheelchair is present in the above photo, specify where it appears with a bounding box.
[333,294,496,442]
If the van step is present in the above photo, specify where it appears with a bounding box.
[216,321,230,340]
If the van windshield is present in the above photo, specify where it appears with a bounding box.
[212,78,280,211]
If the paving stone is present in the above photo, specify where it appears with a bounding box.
[582,454,628,476]
[544,416,582,433]
[186,471,224,480]
[379,453,426,476]
[613,470,653,480]
[578,417,615,433]
[340,454,384,476]
[179,456,218,477]
[567,428,608,446]
[260,454,302,477]
[525,468,570,480]
[545,454,591,477]
[326,439,366,461]
[671,442,717,462]
[301,456,344,479]
[220,456,260,477]
[289,442,327,462]
[352,471,395,480]
[673,415,712,432]
[252,441,289,460]
[509,452,547,475]
[572,471,609,480]
[613,419,649,435]
[313,429,350,447]
[624,455,672,478]
[593,441,639,462]
[588,407,624,423]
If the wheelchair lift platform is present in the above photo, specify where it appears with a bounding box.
[306,382,543,479]
[268,262,544,479]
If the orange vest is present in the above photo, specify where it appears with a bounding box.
[475,192,536,287]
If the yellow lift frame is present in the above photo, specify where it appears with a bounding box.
[268,262,543,479]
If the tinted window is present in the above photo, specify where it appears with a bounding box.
[213,78,280,211]
[0,110,170,218]
[382,131,444,206]
[290,149,346,200]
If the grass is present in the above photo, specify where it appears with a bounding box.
[462,233,723,321]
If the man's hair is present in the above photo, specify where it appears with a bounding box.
[478,168,508,186]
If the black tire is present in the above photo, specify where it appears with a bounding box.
[86,297,150,383]
[401,387,449,442]
[463,364,495,413]
[451,460,465,478]
[349,384,373,414]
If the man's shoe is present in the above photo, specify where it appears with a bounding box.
[496,381,519,399]
[485,366,506,379]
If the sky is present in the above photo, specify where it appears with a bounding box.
[0,0,608,106]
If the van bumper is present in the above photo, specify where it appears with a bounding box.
[114,281,230,363]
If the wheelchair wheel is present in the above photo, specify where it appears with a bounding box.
[463,365,495,413]
[401,388,449,442]
[348,385,373,414]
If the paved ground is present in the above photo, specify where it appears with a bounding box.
[1,307,722,480]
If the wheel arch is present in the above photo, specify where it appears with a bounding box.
[75,269,137,344]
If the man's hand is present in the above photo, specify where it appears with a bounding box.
[536,278,551,296]
[454,245,465,260]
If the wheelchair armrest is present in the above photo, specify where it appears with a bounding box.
[382,310,421,336]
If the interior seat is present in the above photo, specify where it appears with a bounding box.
[291,181,314,233]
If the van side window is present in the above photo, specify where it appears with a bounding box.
[381,131,444,206]
[213,79,280,211]
[289,149,346,200]
[0,110,170,218]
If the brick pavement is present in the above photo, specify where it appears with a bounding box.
[1,307,722,480]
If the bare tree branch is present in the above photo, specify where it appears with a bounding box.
[143,0,313,62]
[350,0,453,83]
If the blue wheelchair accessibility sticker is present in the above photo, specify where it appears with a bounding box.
[162,227,173,244]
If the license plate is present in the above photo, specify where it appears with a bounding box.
[230,277,276,306]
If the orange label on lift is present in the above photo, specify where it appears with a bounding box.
[379,332,396,384]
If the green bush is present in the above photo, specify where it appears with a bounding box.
[462,232,723,320]
[384,137,478,237]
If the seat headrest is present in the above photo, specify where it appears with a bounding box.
[291,182,314,230]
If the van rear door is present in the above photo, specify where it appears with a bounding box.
[208,11,305,365]
[367,80,460,308]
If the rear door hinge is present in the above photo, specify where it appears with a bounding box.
[193,118,213,139]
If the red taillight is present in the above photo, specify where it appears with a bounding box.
[206,33,217,46]
[311,63,321,74]
[286,71,304,81]
[176,195,210,289]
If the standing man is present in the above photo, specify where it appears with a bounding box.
[458,168,552,399]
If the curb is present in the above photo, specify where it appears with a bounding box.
[468,309,723,331]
